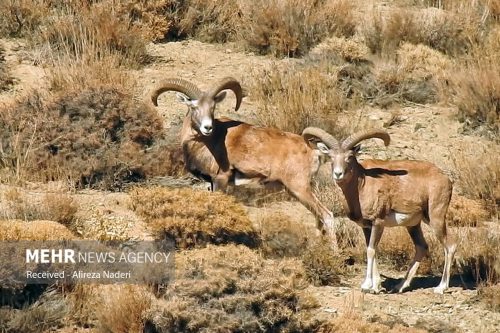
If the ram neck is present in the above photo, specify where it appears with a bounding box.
[338,163,365,223]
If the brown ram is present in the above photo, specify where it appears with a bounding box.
[150,78,336,243]
[303,127,456,294]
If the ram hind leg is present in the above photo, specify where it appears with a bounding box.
[395,224,428,293]
[428,182,456,294]
[287,182,337,249]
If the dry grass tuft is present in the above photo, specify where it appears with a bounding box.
[257,211,309,258]
[130,186,259,248]
[0,0,50,38]
[250,62,349,135]
[361,6,488,56]
[67,284,101,328]
[309,36,370,63]
[0,219,76,241]
[96,285,153,333]
[146,244,318,332]
[301,238,346,286]
[455,228,500,284]
[170,0,241,43]
[314,169,347,218]
[240,0,355,57]
[397,42,452,81]
[446,62,500,137]
[1,188,79,229]
[478,284,500,312]
[447,194,489,227]
[452,148,499,217]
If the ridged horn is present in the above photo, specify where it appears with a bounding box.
[150,78,202,106]
[341,129,390,150]
[302,127,340,151]
[209,77,243,111]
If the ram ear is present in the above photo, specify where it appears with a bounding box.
[176,93,198,107]
[317,142,330,154]
[213,91,227,103]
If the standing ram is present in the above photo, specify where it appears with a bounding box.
[149,77,336,243]
[302,127,457,294]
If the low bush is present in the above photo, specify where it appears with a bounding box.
[1,188,79,226]
[446,194,489,227]
[240,0,356,57]
[130,186,259,248]
[250,62,349,134]
[0,87,178,189]
[361,6,488,56]
[97,285,153,333]
[257,211,309,258]
[0,219,76,241]
[301,238,346,286]
[146,244,318,332]
[478,284,500,312]
[452,148,499,217]
[446,62,500,137]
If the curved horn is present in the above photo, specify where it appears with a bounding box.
[209,77,243,111]
[341,129,390,150]
[302,127,340,151]
[150,78,202,106]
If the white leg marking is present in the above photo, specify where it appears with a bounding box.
[397,261,420,293]
[434,243,456,294]
[361,246,375,291]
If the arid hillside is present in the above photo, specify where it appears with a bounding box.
[0,1,498,332]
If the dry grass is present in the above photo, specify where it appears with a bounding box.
[0,87,179,189]
[146,244,318,332]
[454,227,500,284]
[130,186,259,248]
[71,208,131,241]
[447,194,489,227]
[452,147,499,217]
[0,219,76,241]
[446,62,500,137]
[0,0,51,38]
[170,0,241,43]
[309,36,370,63]
[96,285,153,333]
[301,238,346,286]
[67,284,101,328]
[257,211,310,258]
[314,169,347,218]
[478,284,500,312]
[250,61,349,135]
[240,0,355,57]
[361,5,489,56]
[1,188,79,227]
[66,284,155,331]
